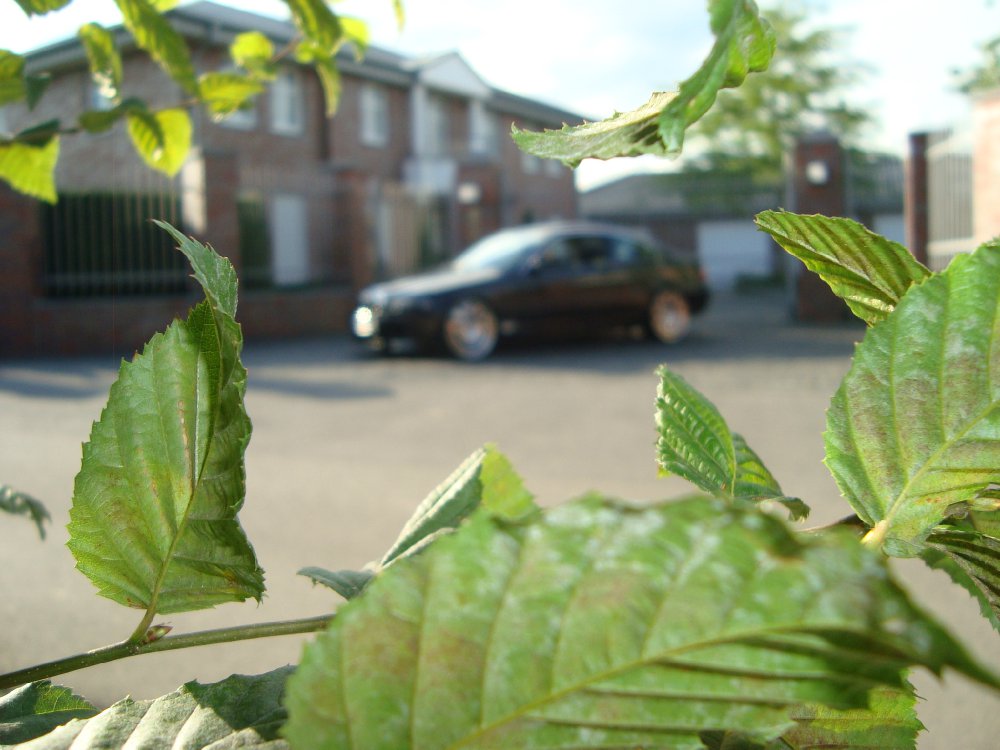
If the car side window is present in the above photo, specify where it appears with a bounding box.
[574,236,615,270]
[534,236,619,273]
[610,239,639,266]
[537,239,579,270]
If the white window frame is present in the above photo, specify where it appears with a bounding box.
[521,149,541,175]
[360,84,389,148]
[270,67,305,136]
[424,93,450,156]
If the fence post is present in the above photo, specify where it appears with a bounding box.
[788,133,849,322]
[905,132,930,265]
[973,88,1000,244]
[0,186,43,356]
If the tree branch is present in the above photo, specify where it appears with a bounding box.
[0,614,333,691]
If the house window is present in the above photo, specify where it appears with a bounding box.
[425,93,450,156]
[469,101,498,156]
[521,149,541,175]
[544,157,563,178]
[270,67,304,135]
[221,101,257,131]
[360,84,389,147]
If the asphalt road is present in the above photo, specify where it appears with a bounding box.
[2,287,998,748]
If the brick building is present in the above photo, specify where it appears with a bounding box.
[0,1,581,356]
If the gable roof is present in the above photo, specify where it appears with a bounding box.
[25,0,582,127]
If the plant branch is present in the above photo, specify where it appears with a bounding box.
[0,614,333,691]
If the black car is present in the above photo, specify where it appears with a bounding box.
[350,221,709,361]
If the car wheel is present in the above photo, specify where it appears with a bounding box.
[443,299,499,361]
[648,290,692,343]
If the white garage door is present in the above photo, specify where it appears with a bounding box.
[696,219,772,290]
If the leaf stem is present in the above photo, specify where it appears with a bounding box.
[862,519,890,548]
[0,614,333,691]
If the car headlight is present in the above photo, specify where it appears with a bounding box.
[352,306,378,338]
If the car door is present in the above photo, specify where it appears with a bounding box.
[490,237,589,329]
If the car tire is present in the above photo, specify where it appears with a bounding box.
[648,290,692,344]
[442,299,499,361]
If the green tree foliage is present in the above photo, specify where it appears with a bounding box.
[682,3,870,182]
[0,0,384,202]
[955,34,1000,94]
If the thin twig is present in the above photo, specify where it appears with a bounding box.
[0,614,333,691]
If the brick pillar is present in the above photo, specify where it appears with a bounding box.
[337,170,374,292]
[181,148,242,275]
[789,134,850,322]
[0,186,42,356]
[973,88,1000,244]
[905,132,930,265]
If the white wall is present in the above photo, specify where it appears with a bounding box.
[696,219,773,290]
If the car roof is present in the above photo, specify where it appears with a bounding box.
[503,220,660,245]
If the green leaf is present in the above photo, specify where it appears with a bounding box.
[125,106,191,176]
[657,367,808,519]
[231,31,276,79]
[285,0,344,52]
[198,72,264,120]
[0,681,96,745]
[340,16,370,56]
[0,135,59,202]
[299,566,374,600]
[973,507,1000,536]
[78,23,122,102]
[0,484,50,539]
[378,445,538,567]
[825,242,1000,556]
[23,73,50,109]
[300,446,535,600]
[11,0,72,15]
[12,669,291,748]
[154,221,239,318]
[513,0,775,166]
[923,529,1000,632]
[114,0,198,94]
[79,107,125,134]
[0,50,26,106]
[285,496,996,749]
[755,211,931,325]
[67,226,263,617]
[702,685,922,749]
[780,685,922,749]
[293,41,342,115]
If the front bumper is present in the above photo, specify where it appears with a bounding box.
[350,303,442,342]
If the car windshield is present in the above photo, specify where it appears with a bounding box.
[451,226,548,272]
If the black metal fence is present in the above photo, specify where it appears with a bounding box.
[41,191,187,298]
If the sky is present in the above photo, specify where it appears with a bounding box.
[2,0,999,189]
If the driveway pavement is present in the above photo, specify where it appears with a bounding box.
[1,287,997,747]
